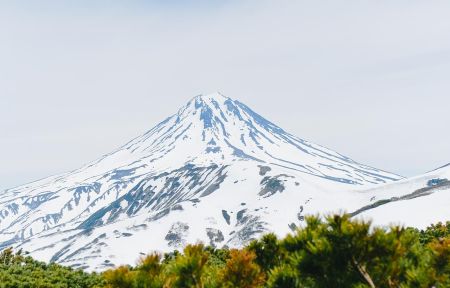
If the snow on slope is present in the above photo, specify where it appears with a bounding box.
[352,164,450,229]
[0,92,402,270]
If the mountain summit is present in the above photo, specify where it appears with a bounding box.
[0,93,401,270]
[86,92,399,185]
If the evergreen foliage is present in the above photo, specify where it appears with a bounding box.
[0,247,104,288]
[219,249,265,288]
[1,215,449,287]
[417,221,450,244]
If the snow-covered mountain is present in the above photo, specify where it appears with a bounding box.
[0,92,404,270]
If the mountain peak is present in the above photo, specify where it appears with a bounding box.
[176,92,233,119]
[175,92,242,133]
[191,92,233,113]
[183,92,231,112]
[194,91,228,101]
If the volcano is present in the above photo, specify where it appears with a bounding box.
[0,92,402,270]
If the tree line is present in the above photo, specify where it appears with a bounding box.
[1,214,449,287]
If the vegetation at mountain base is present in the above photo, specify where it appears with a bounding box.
[416,221,450,245]
[0,247,104,288]
[1,216,449,288]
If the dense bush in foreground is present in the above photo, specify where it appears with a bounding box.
[0,248,104,287]
[1,215,449,287]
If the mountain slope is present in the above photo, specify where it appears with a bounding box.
[0,92,402,270]
[352,164,450,228]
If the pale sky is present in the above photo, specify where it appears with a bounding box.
[1,0,450,190]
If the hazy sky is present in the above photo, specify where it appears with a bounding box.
[1,0,450,190]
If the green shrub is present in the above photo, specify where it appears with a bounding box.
[2,215,449,288]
